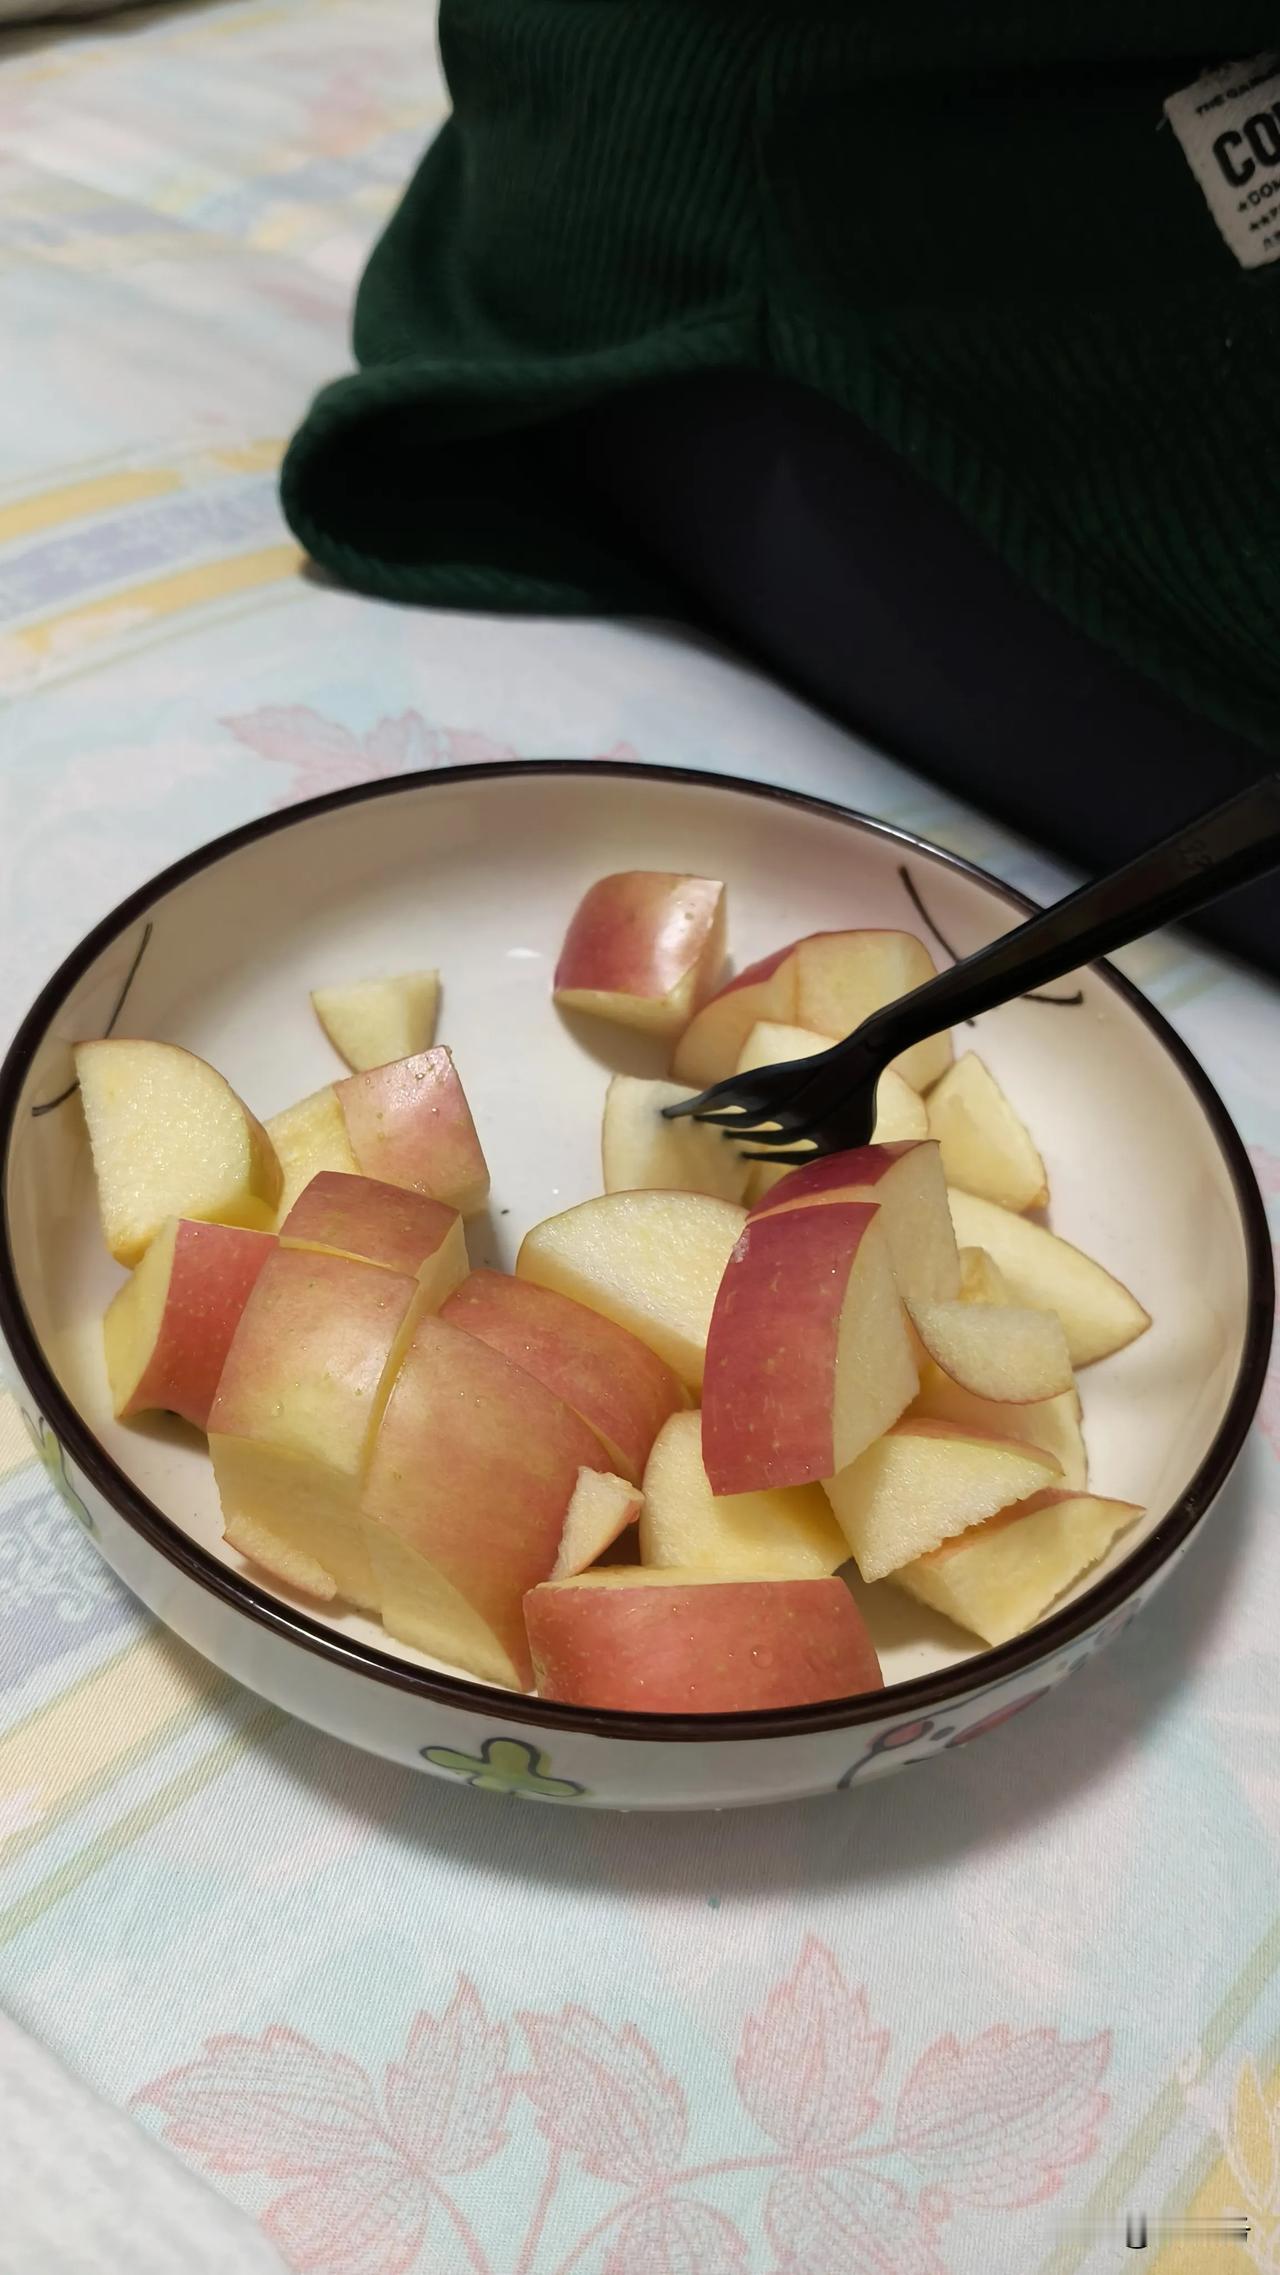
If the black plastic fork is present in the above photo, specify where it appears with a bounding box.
[663,773,1280,1164]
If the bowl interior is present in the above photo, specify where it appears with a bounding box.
[1,766,1256,1699]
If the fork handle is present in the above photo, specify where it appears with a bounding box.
[870,772,1280,1053]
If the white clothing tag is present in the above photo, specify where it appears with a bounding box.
[1164,55,1280,268]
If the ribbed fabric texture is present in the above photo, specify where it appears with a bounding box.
[282,2,1280,754]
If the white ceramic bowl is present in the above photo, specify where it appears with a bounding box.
[0,764,1271,1809]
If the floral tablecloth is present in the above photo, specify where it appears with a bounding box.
[1,6,1279,2272]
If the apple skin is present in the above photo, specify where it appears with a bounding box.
[440,1268,686,1482]
[555,872,726,1035]
[209,1247,420,1609]
[524,1570,883,1712]
[671,942,798,1085]
[672,930,950,1091]
[336,1048,490,1216]
[280,1170,466,1304]
[362,1314,608,1687]
[751,1139,960,1317]
[104,1219,276,1429]
[701,1202,916,1493]
[75,1038,283,1267]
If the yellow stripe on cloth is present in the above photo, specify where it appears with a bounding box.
[1147,2053,1279,2269]
[0,543,304,676]
[0,469,181,546]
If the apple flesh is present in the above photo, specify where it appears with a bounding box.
[640,1410,848,1578]
[280,1171,466,1306]
[701,1203,917,1492]
[440,1268,686,1482]
[362,1315,606,1687]
[911,1295,1073,1403]
[947,1190,1150,1367]
[336,1047,489,1216]
[516,1189,746,1389]
[524,1569,883,1711]
[824,1416,1061,1581]
[926,1053,1048,1212]
[311,971,440,1073]
[554,872,726,1037]
[76,1039,283,1268]
[671,941,798,1087]
[889,1488,1142,1645]
[732,1025,927,1202]
[104,1218,276,1429]
[790,931,952,1092]
[752,1140,960,1318]
[266,1086,359,1222]
[553,1468,643,1578]
[601,1075,749,1203]
[958,1245,1012,1305]
[209,1248,420,1608]
[911,1359,1088,1491]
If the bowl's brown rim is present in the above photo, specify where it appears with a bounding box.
[0,760,1272,1744]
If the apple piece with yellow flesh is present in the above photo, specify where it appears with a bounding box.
[790,930,953,1092]
[312,972,440,1073]
[554,872,726,1038]
[336,1047,489,1216]
[440,1269,686,1482]
[889,1488,1142,1645]
[104,1219,276,1429]
[671,942,799,1086]
[280,1171,466,1306]
[516,1190,746,1389]
[524,1569,883,1712]
[267,1086,359,1222]
[702,1204,917,1492]
[75,1039,283,1268]
[823,1416,1061,1581]
[210,1248,420,1608]
[911,1359,1088,1491]
[733,1025,927,1201]
[947,1190,1150,1367]
[361,1315,607,1687]
[602,1075,749,1203]
[926,1053,1048,1212]
[911,1296,1073,1403]
[753,1140,960,1318]
[553,1469,643,1578]
[958,1245,1012,1304]
[640,1410,848,1578]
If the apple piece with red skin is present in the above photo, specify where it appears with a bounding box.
[601,1075,749,1203]
[947,1189,1151,1367]
[335,1047,489,1217]
[104,1218,276,1429]
[926,1052,1048,1212]
[889,1487,1142,1645]
[210,1248,420,1608]
[752,1140,961,1319]
[672,929,950,1091]
[312,971,439,1073]
[76,1039,282,1267]
[361,1314,608,1687]
[640,1410,848,1578]
[516,1189,747,1390]
[440,1268,686,1482]
[524,1568,883,1711]
[280,1171,466,1307]
[553,1469,643,1578]
[671,941,799,1086]
[910,1358,1088,1491]
[554,872,726,1038]
[823,1415,1061,1582]
[701,1202,917,1493]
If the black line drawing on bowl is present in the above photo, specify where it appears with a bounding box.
[899,863,1085,1011]
[31,921,154,1118]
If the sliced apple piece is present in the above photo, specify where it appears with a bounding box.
[312,971,440,1072]
[911,1359,1088,1491]
[753,1139,960,1318]
[640,1410,847,1578]
[553,1469,643,1578]
[947,1190,1150,1367]
[104,1219,276,1429]
[440,1268,686,1482]
[280,1171,466,1306]
[362,1315,606,1687]
[734,1025,927,1201]
[602,1075,749,1203]
[791,930,953,1092]
[889,1488,1142,1646]
[516,1190,746,1389]
[210,1249,419,1608]
[76,1039,282,1267]
[702,1203,917,1492]
[671,942,799,1086]
[267,1085,359,1222]
[911,1296,1073,1403]
[824,1416,1061,1581]
[926,1053,1048,1212]
[554,872,726,1037]
[524,1569,883,1711]
[958,1245,1012,1305]
[336,1047,489,1216]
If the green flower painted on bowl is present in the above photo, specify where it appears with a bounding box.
[21,1409,93,1534]
[421,1735,587,1800]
